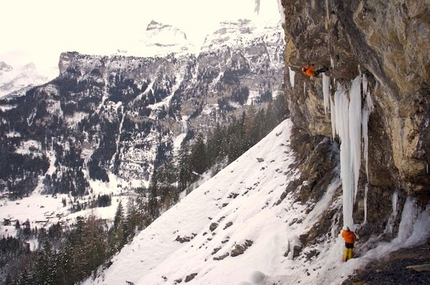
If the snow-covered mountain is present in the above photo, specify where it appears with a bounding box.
[0,61,56,98]
[117,20,196,57]
[83,119,430,285]
[0,19,285,204]
[0,19,283,98]
[0,18,285,94]
[202,19,267,50]
[0,61,13,72]
[116,19,284,60]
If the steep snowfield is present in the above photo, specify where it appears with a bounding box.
[88,120,300,285]
[85,119,430,285]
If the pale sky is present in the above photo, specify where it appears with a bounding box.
[0,0,280,69]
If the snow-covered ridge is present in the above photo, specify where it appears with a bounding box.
[0,61,13,72]
[0,61,56,98]
[201,19,283,51]
[118,20,196,57]
[117,19,283,58]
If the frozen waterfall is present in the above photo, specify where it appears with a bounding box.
[327,75,371,228]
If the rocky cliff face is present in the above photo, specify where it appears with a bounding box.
[280,0,429,236]
[0,20,285,197]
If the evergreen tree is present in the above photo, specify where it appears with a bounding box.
[56,242,75,285]
[190,133,207,175]
[4,273,13,285]
[147,168,160,220]
[113,201,124,230]
[244,107,257,149]
[178,144,192,191]
[156,160,179,208]
[264,100,277,131]
[227,115,246,163]
[32,240,54,284]
[17,269,32,285]
[60,215,106,282]
[124,198,138,240]
[254,108,266,141]
[206,123,225,165]
[107,200,125,252]
[83,215,107,275]
[135,189,151,230]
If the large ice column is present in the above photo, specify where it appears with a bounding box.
[332,85,354,227]
[330,76,365,228]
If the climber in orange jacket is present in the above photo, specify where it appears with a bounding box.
[341,226,357,262]
[301,64,329,77]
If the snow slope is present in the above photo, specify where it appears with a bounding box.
[85,119,430,285]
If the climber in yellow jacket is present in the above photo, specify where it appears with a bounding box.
[301,64,329,77]
[341,226,357,262]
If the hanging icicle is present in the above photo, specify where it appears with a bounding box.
[288,66,296,89]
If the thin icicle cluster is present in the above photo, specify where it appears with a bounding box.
[327,75,372,228]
